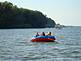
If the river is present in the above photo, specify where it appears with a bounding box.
[0,26,81,61]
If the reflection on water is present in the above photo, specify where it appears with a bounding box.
[0,26,81,61]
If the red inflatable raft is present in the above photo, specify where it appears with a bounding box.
[31,36,56,42]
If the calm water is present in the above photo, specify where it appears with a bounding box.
[0,26,81,61]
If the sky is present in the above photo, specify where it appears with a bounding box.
[0,0,81,26]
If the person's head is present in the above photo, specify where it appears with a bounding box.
[37,32,39,35]
[48,32,51,34]
[42,32,45,36]
[48,32,51,36]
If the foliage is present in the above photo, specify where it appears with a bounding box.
[0,1,56,28]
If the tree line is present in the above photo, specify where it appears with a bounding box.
[0,1,56,28]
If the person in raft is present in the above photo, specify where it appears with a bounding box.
[42,32,45,36]
[36,32,45,36]
[47,32,51,36]
[36,32,39,37]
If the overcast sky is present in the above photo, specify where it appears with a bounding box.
[0,0,81,26]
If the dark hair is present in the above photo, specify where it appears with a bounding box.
[42,32,45,36]
[36,32,39,37]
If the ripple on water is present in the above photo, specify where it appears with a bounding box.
[0,27,81,61]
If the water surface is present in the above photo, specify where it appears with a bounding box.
[0,26,81,61]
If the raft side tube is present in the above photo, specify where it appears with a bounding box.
[31,35,56,42]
